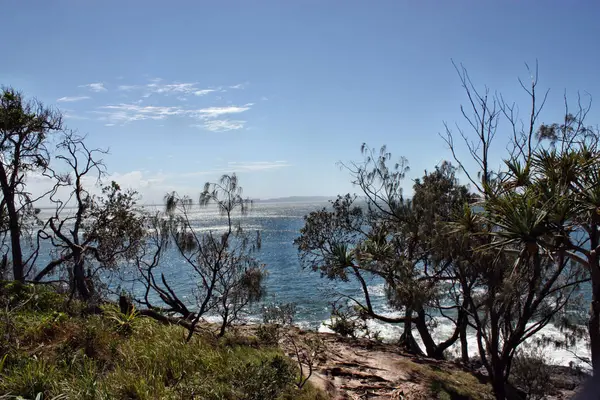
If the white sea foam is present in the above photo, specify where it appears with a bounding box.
[316,313,591,370]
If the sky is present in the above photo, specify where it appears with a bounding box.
[2,1,600,203]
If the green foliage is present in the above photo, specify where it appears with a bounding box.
[0,291,327,400]
[510,347,554,400]
[101,303,138,336]
[397,358,494,400]
[234,355,296,400]
[0,282,64,312]
[257,302,297,345]
[296,151,473,359]
[257,324,281,346]
[0,87,63,282]
[325,303,363,338]
[0,358,60,399]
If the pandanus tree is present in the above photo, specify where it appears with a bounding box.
[444,61,590,399]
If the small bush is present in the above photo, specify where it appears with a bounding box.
[262,302,297,326]
[325,302,364,338]
[511,347,554,400]
[235,355,296,400]
[102,303,139,336]
[0,281,65,313]
[257,324,281,345]
[257,302,297,345]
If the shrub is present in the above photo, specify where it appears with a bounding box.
[102,303,139,337]
[257,324,281,345]
[510,346,554,400]
[235,355,296,400]
[325,302,364,338]
[257,302,297,345]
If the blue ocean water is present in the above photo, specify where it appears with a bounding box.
[132,201,385,328]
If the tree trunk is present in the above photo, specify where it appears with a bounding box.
[415,308,443,359]
[589,221,600,375]
[398,308,424,355]
[218,309,229,337]
[5,194,23,282]
[459,311,469,363]
[491,366,507,400]
[589,279,600,373]
[73,255,91,300]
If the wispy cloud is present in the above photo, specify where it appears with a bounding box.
[86,77,255,130]
[117,85,137,91]
[80,83,107,92]
[227,161,291,171]
[57,96,91,102]
[194,89,216,96]
[62,109,89,120]
[198,120,246,132]
[148,82,197,94]
[191,104,253,131]
[95,102,253,126]
[195,104,253,119]
[117,80,218,98]
[96,103,186,123]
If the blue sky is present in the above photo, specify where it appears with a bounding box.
[2,1,600,203]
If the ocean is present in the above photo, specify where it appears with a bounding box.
[36,201,592,368]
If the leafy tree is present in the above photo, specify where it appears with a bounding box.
[0,87,63,282]
[33,133,144,300]
[295,144,473,359]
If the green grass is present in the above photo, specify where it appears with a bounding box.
[0,284,328,400]
[397,358,494,400]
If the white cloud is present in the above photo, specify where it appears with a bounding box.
[195,104,253,119]
[198,120,246,132]
[62,109,89,120]
[96,103,186,124]
[117,80,217,98]
[95,101,253,126]
[57,96,90,102]
[26,162,290,206]
[229,83,246,89]
[227,161,291,171]
[148,82,197,94]
[80,83,107,92]
[117,85,137,91]
[194,89,215,96]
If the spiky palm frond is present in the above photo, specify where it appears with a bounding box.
[503,158,530,188]
[331,242,354,268]
[485,188,550,249]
